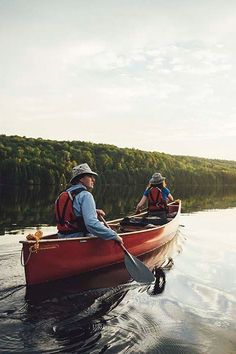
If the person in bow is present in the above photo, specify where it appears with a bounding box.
[55,163,123,244]
[135,172,173,216]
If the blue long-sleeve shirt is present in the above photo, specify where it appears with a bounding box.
[58,184,118,241]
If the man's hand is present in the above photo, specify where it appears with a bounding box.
[96,209,106,217]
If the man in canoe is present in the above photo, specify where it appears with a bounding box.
[55,163,123,244]
[135,172,173,216]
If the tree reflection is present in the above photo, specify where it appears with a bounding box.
[1,183,236,235]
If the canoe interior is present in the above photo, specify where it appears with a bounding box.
[34,201,180,241]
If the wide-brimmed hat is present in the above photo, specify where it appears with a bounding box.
[149,172,165,185]
[70,163,98,183]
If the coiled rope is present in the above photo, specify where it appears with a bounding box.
[20,230,43,266]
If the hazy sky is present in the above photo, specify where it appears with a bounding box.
[1,0,236,160]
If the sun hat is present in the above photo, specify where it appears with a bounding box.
[70,163,98,183]
[149,172,165,185]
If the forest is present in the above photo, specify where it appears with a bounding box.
[1,134,236,186]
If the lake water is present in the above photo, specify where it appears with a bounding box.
[0,185,236,353]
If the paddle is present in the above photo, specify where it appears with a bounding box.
[100,215,155,283]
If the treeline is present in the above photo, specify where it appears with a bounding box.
[1,134,236,186]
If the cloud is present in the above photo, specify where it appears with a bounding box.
[0,0,236,160]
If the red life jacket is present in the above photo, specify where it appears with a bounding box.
[148,187,167,212]
[55,187,88,235]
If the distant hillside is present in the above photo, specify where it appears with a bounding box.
[0,134,236,186]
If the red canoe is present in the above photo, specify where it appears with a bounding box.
[20,200,181,286]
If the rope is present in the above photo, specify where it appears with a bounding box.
[20,230,43,266]
[20,245,34,266]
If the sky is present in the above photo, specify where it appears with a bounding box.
[0,0,236,161]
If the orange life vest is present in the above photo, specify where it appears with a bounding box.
[147,187,167,212]
[55,187,88,235]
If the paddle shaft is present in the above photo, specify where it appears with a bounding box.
[100,215,155,283]
[100,215,111,229]
[100,215,126,251]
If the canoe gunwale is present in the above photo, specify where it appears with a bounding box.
[19,220,168,244]
[19,201,181,245]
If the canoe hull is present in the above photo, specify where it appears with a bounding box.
[20,201,181,285]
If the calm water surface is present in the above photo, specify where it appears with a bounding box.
[0,185,236,353]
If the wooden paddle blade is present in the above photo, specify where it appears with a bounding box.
[124,251,155,283]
